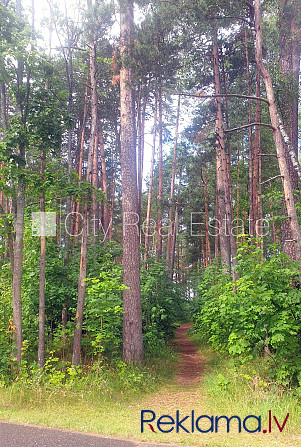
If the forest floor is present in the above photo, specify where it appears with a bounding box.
[0,324,299,447]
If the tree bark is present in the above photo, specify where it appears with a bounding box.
[120,0,143,364]
[166,95,180,268]
[278,0,301,259]
[0,83,7,132]
[72,123,94,366]
[157,85,163,259]
[214,189,219,258]
[170,169,182,280]
[254,0,301,261]
[88,22,99,239]
[92,128,99,237]
[12,0,25,365]
[254,68,261,243]
[12,145,25,364]
[137,90,148,227]
[99,126,109,235]
[201,167,211,266]
[236,135,240,237]
[144,92,157,261]
[213,30,236,273]
[74,77,89,238]
[72,0,96,365]
[244,27,255,236]
[38,151,46,369]
[108,127,119,242]
[170,203,179,279]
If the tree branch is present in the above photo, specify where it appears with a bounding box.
[261,175,283,185]
[178,92,270,104]
[258,153,278,157]
[224,122,275,133]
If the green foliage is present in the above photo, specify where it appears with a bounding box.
[140,260,187,354]
[84,250,126,358]
[0,263,12,379]
[194,239,301,385]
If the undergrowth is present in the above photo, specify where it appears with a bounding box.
[0,345,177,410]
[190,332,301,433]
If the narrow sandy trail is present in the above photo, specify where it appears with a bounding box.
[174,323,205,386]
[136,323,206,413]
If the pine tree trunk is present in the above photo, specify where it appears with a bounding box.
[166,95,180,268]
[99,126,109,235]
[157,85,163,258]
[244,27,255,236]
[38,151,46,369]
[236,134,240,237]
[254,69,261,243]
[221,57,234,226]
[12,144,25,364]
[88,25,99,239]
[214,191,219,258]
[12,0,25,364]
[72,205,89,366]
[144,93,157,261]
[0,83,7,131]
[74,77,89,238]
[268,180,276,244]
[72,127,94,365]
[170,202,179,280]
[137,92,148,227]
[170,169,182,280]
[201,167,211,266]
[213,31,232,271]
[72,0,96,365]
[120,0,143,365]
[109,134,118,242]
[92,128,99,236]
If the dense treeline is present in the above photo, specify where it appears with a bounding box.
[0,0,300,387]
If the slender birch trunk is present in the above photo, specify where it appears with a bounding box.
[254,0,301,261]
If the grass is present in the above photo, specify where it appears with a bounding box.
[0,343,300,447]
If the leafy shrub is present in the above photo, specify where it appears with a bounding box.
[194,239,301,385]
[140,260,187,354]
[84,249,126,359]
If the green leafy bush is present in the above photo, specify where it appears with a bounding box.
[85,251,126,358]
[194,240,301,385]
[140,260,187,354]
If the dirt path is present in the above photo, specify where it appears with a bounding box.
[136,323,206,415]
[174,323,205,386]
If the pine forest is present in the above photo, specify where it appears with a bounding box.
[0,0,300,444]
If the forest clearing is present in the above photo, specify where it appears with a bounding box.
[0,0,300,445]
